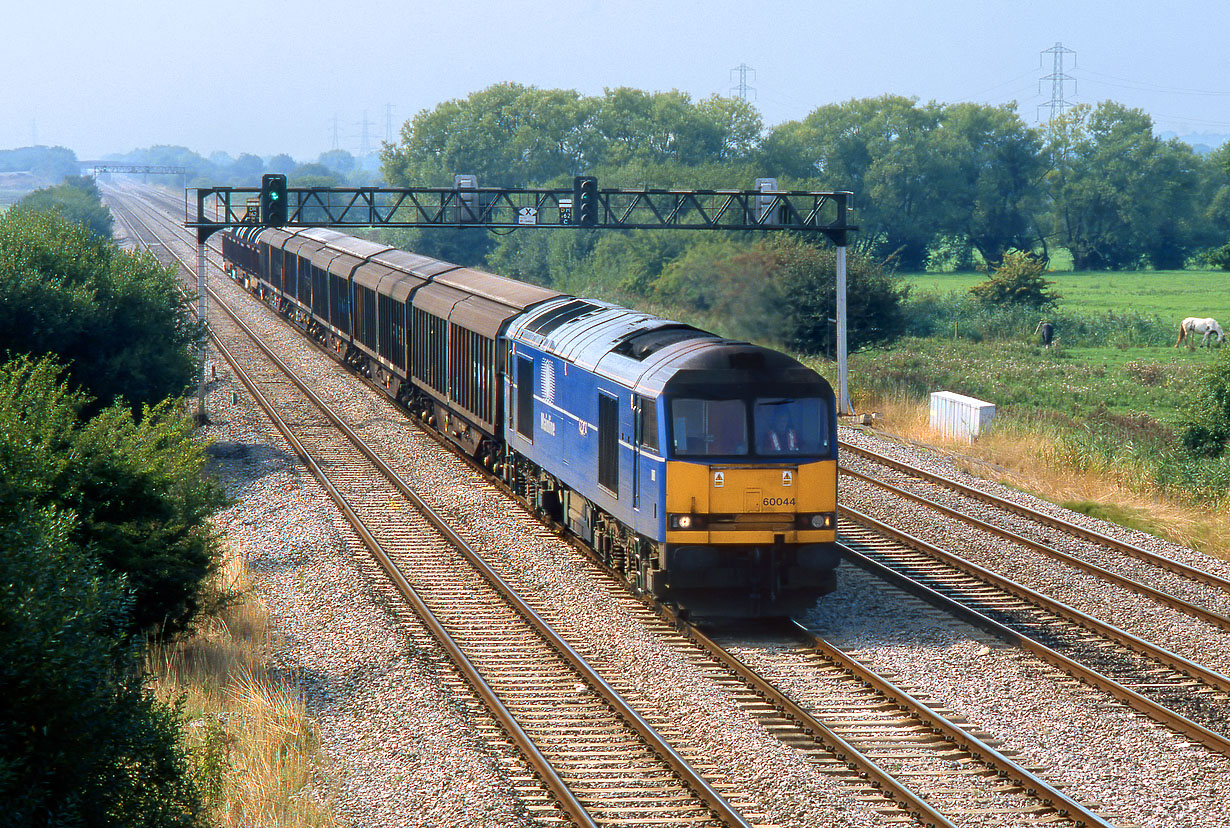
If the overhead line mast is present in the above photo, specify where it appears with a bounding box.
[1039,42,1077,123]
[730,63,757,101]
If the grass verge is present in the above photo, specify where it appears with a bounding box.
[148,549,337,827]
[856,392,1230,563]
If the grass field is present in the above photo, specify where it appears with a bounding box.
[817,265,1230,555]
[901,269,1230,324]
[825,340,1208,427]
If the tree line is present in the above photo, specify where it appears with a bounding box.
[369,85,1230,355]
[382,84,1230,273]
[1,143,379,191]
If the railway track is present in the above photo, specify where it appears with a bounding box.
[101,181,1132,827]
[840,462,1230,632]
[828,434,1230,755]
[836,506,1230,757]
[838,439,1230,597]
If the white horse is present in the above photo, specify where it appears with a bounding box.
[1176,317,1225,348]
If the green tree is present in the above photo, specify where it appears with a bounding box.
[17,175,114,239]
[290,161,343,188]
[1204,142,1230,268]
[1044,102,1204,269]
[0,145,81,183]
[67,398,227,635]
[1209,243,1230,270]
[228,152,265,182]
[266,153,297,175]
[694,95,764,162]
[0,208,199,410]
[382,83,766,191]
[0,356,208,824]
[763,96,945,270]
[652,237,784,342]
[582,88,755,168]
[648,236,908,351]
[383,83,590,187]
[775,238,909,352]
[935,103,1045,264]
[581,230,693,296]
[317,148,356,176]
[112,145,215,186]
[968,251,1058,308]
[377,226,495,269]
[485,227,597,288]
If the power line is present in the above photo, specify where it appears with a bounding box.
[1080,70,1230,97]
[1145,111,1230,129]
[1038,41,1077,123]
[958,69,1038,102]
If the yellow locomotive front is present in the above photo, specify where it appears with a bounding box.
[657,376,840,618]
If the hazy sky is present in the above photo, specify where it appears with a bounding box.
[5,0,1229,162]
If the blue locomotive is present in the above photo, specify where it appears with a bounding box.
[221,226,839,617]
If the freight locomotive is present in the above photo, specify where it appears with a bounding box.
[220,226,840,617]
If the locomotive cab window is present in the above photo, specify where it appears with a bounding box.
[754,397,829,456]
[637,397,659,453]
[670,398,748,457]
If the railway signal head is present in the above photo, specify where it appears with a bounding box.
[261,173,288,225]
[573,175,598,227]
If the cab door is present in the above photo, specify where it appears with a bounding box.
[633,395,660,525]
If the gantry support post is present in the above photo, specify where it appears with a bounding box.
[195,240,209,425]
[836,243,851,416]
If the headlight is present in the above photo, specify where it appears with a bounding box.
[669,514,706,530]
[798,513,835,529]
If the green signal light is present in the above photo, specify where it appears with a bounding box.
[270,191,279,200]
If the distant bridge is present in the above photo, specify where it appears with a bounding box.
[81,162,187,176]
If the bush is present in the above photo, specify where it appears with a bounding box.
[1209,242,1230,271]
[968,251,1059,308]
[0,505,202,827]
[902,290,1171,348]
[0,207,199,410]
[1181,348,1230,457]
[0,356,225,638]
[653,237,784,343]
[776,238,909,353]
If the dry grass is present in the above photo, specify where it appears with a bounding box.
[148,550,337,827]
[857,392,1230,562]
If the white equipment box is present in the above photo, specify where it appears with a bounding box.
[929,391,995,442]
